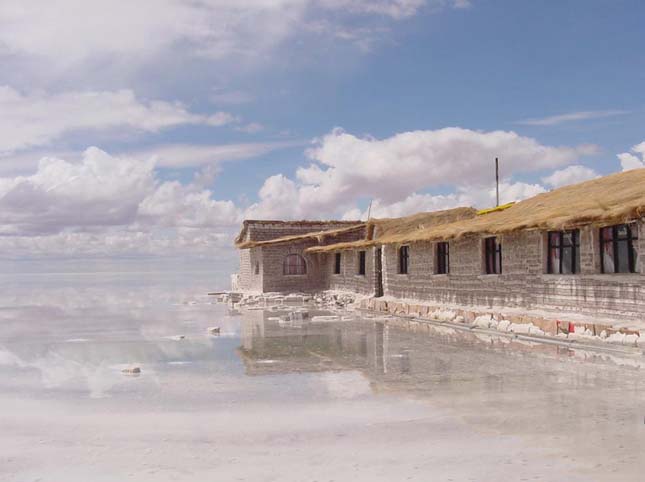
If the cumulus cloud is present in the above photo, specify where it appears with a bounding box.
[342,181,545,219]
[0,147,242,257]
[0,87,236,154]
[617,141,645,171]
[245,127,595,220]
[301,128,593,206]
[541,165,599,189]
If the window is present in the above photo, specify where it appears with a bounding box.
[254,261,260,275]
[358,251,366,275]
[600,223,639,274]
[484,237,502,274]
[547,230,580,274]
[436,242,449,274]
[283,254,306,275]
[334,253,341,274]
[399,246,409,274]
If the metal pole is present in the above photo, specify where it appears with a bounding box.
[367,200,373,220]
[495,157,499,207]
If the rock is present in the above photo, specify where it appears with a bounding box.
[122,367,141,375]
[208,327,221,335]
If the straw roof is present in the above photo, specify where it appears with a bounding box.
[307,168,645,252]
[235,223,365,249]
[306,207,478,253]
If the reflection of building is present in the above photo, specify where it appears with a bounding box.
[234,170,645,325]
[238,311,643,395]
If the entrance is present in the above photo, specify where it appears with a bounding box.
[375,247,384,297]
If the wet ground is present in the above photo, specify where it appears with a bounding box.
[1,272,644,481]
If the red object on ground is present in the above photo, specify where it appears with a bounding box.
[568,322,575,334]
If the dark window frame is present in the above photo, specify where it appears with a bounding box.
[283,253,307,275]
[334,252,342,275]
[399,245,410,274]
[600,223,639,274]
[358,250,366,275]
[484,237,502,274]
[547,229,580,274]
[436,242,449,274]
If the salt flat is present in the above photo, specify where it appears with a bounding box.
[0,271,644,482]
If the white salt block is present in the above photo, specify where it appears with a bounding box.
[122,367,141,375]
[208,327,221,335]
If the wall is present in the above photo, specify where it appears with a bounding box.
[323,247,377,295]
[243,221,359,243]
[382,221,645,322]
[236,221,363,293]
[261,240,327,293]
[238,247,263,292]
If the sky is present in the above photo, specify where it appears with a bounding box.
[0,0,644,268]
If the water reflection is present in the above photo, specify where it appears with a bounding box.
[239,308,645,400]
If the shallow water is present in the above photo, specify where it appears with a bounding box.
[1,272,644,481]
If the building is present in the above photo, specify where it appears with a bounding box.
[234,169,645,326]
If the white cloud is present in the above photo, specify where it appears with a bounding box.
[541,165,599,188]
[0,147,156,235]
[516,110,628,126]
[127,141,302,169]
[342,181,545,219]
[301,127,592,205]
[0,0,457,72]
[0,147,242,257]
[246,127,594,220]
[235,123,265,134]
[617,141,645,171]
[138,181,239,228]
[0,86,236,154]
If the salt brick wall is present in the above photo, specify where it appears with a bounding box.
[323,247,377,295]
[238,248,263,292]
[261,241,327,293]
[245,222,358,242]
[382,221,645,322]
[237,222,363,293]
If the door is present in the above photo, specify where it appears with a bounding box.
[374,247,384,297]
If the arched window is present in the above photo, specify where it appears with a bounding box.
[283,254,307,275]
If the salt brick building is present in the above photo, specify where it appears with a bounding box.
[234,169,645,327]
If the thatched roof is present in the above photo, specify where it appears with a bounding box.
[236,223,366,249]
[307,168,645,252]
[306,207,478,253]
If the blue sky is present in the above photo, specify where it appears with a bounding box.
[0,0,643,262]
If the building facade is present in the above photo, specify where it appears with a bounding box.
[234,169,645,325]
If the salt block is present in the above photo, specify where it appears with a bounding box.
[122,367,141,375]
[497,320,511,332]
[208,327,221,335]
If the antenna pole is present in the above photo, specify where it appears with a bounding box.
[367,200,373,220]
[495,157,500,207]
